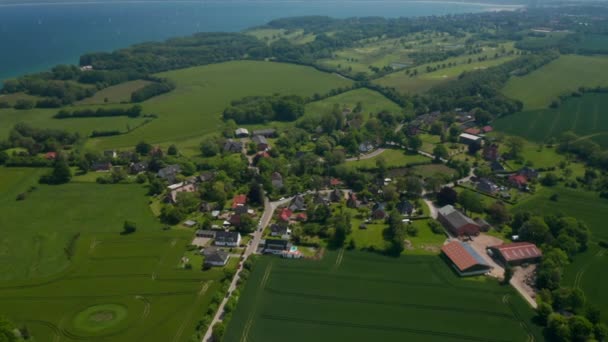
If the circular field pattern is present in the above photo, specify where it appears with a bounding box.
[72,304,128,334]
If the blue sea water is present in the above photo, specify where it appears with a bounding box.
[0,1,496,81]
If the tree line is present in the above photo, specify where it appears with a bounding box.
[54,105,143,119]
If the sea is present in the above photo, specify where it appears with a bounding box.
[0,0,514,82]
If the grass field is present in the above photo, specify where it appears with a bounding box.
[345,149,430,170]
[0,167,233,341]
[574,34,608,53]
[225,250,541,342]
[502,55,608,109]
[494,93,608,147]
[76,80,152,105]
[246,28,316,45]
[377,54,516,94]
[304,88,402,120]
[85,61,352,151]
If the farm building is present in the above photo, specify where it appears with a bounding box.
[488,242,542,266]
[214,231,241,247]
[129,161,148,174]
[252,128,277,138]
[224,140,244,153]
[196,230,216,238]
[203,247,230,267]
[459,133,482,145]
[508,174,528,189]
[441,241,492,277]
[437,205,480,237]
[252,135,269,151]
[235,128,249,137]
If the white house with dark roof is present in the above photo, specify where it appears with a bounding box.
[214,231,241,247]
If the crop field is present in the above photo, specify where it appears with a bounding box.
[375,43,517,94]
[304,88,401,119]
[0,167,232,341]
[76,80,152,105]
[494,93,608,147]
[225,250,541,342]
[86,61,352,151]
[345,149,430,170]
[515,186,608,322]
[502,55,608,109]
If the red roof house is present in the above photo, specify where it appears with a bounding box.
[278,208,293,222]
[296,213,308,222]
[464,128,481,135]
[482,126,493,133]
[441,241,492,276]
[508,174,528,189]
[45,151,57,160]
[330,178,342,187]
[232,194,247,209]
[489,242,542,266]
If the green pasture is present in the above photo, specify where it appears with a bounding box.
[225,250,541,342]
[574,34,608,53]
[304,88,402,120]
[77,80,152,105]
[345,149,430,170]
[246,28,315,45]
[494,93,608,147]
[502,55,608,109]
[85,61,352,151]
[0,92,43,106]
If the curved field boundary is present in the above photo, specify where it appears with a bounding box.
[265,287,516,319]
[172,281,211,342]
[259,314,514,342]
[502,294,536,342]
[25,320,62,342]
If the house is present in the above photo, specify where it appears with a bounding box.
[234,205,249,215]
[183,220,197,228]
[166,181,197,204]
[289,195,306,212]
[252,135,269,151]
[196,230,216,238]
[346,192,360,209]
[329,178,342,187]
[396,200,414,216]
[158,164,181,182]
[278,208,293,222]
[359,142,375,154]
[483,144,500,161]
[103,150,117,159]
[252,128,277,138]
[92,162,112,172]
[464,128,481,135]
[119,151,136,161]
[476,178,499,194]
[270,224,291,237]
[271,172,283,189]
[232,194,247,209]
[264,239,291,255]
[235,128,249,138]
[518,167,539,180]
[253,151,270,165]
[129,162,148,174]
[474,217,492,232]
[329,189,343,202]
[437,205,480,237]
[224,140,244,154]
[214,231,241,247]
[482,126,493,133]
[489,242,542,266]
[459,133,483,145]
[296,213,307,222]
[313,192,328,206]
[229,213,243,226]
[203,247,230,267]
[372,203,387,220]
[508,174,528,189]
[44,151,57,160]
[441,241,492,276]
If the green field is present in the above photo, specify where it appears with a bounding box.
[85,61,352,151]
[502,55,608,109]
[0,167,233,341]
[225,251,541,342]
[246,28,316,45]
[494,93,608,147]
[304,88,402,119]
[345,149,430,170]
[77,80,152,105]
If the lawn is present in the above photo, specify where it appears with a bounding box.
[502,55,608,109]
[76,80,152,105]
[345,149,430,170]
[225,250,541,342]
[85,61,352,151]
[304,88,402,120]
[0,167,233,341]
[494,93,608,147]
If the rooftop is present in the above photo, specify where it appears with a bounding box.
[442,241,489,272]
[492,242,542,262]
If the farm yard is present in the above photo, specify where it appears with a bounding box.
[502,55,608,109]
[0,166,234,341]
[225,251,541,342]
[85,61,352,150]
[494,93,608,147]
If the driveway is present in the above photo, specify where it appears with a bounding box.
[468,234,505,279]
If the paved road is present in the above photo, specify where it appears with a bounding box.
[345,148,386,162]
